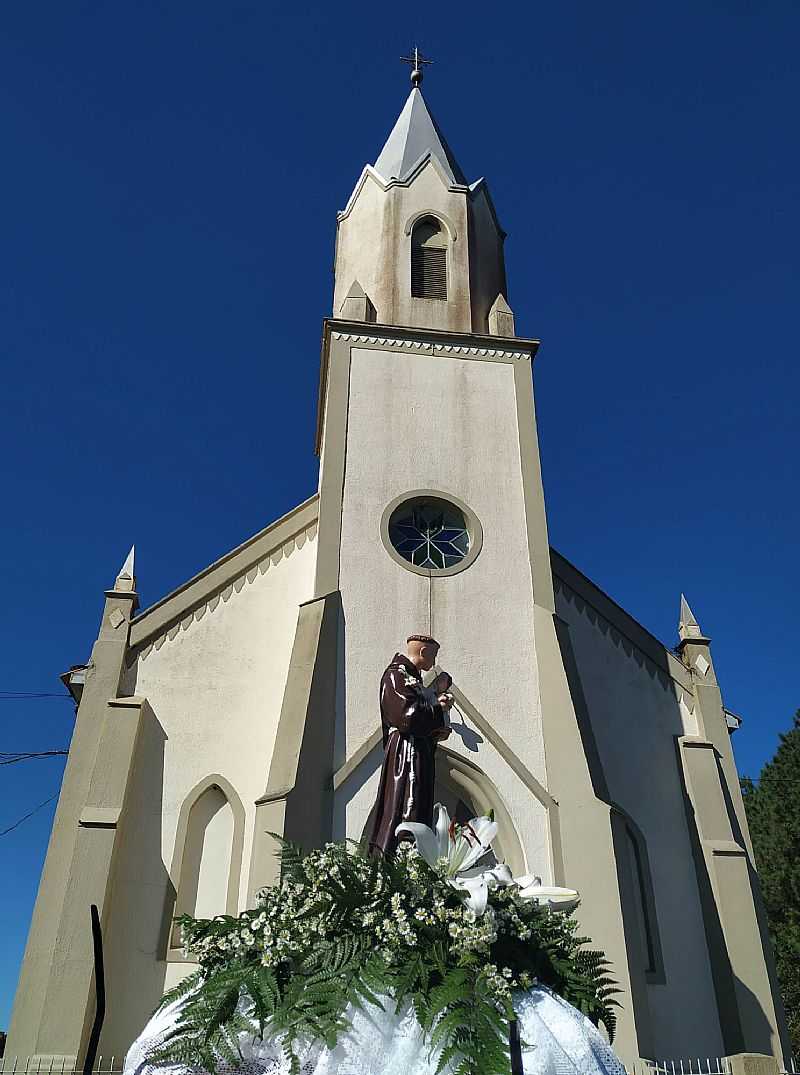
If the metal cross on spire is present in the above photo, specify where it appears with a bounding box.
[401,47,433,88]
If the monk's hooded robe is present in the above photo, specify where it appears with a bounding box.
[368,652,447,857]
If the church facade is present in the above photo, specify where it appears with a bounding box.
[7,76,788,1069]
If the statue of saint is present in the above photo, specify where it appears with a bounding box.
[368,634,454,857]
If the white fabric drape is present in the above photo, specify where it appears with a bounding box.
[124,986,626,1075]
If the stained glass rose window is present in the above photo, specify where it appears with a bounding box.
[387,496,471,571]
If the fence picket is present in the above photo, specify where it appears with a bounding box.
[0,1063,124,1075]
[5,1051,790,1075]
[623,1058,735,1075]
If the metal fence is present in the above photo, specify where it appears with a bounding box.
[0,1061,123,1075]
[625,1060,799,1075]
[626,1060,730,1075]
[0,1056,793,1075]
[0,1058,736,1075]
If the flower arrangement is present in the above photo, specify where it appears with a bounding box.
[151,808,618,1075]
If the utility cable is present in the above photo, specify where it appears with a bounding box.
[0,692,72,700]
[0,793,58,837]
[1,750,68,766]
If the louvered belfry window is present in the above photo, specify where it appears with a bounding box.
[411,219,447,301]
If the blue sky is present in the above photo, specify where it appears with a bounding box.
[1,0,798,1030]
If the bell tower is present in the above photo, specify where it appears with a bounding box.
[333,58,509,335]
[305,58,646,1061]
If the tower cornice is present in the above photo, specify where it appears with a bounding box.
[324,317,538,354]
[315,318,540,457]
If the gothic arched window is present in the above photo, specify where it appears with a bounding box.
[411,218,447,300]
[168,777,244,955]
[612,809,665,983]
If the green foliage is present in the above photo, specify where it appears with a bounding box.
[150,839,618,1075]
[742,710,800,1055]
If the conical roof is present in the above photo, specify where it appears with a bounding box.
[678,593,709,642]
[373,88,467,185]
[679,593,699,632]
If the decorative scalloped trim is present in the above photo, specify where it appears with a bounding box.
[553,575,673,690]
[331,331,529,362]
[336,161,475,224]
[138,523,318,661]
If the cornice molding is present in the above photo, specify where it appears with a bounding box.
[130,497,319,655]
[316,322,539,457]
[135,521,318,661]
[337,157,473,224]
[551,564,692,693]
[330,330,530,362]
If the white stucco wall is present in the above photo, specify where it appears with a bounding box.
[134,531,317,914]
[335,346,551,877]
[96,524,318,1051]
[554,582,724,1058]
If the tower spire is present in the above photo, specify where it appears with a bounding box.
[115,545,136,592]
[373,83,466,186]
[334,57,508,334]
[678,593,708,643]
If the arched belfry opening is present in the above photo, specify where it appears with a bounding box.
[411,217,448,301]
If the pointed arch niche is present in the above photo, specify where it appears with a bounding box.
[166,774,245,960]
[435,748,526,877]
[611,806,665,985]
[357,749,524,875]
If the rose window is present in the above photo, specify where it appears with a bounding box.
[387,496,471,571]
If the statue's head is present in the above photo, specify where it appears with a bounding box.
[406,633,440,671]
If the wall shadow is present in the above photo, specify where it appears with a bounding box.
[98,703,173,1057]
[332,741,382,842]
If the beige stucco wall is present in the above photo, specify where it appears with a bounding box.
[135,530,317,897]
[334,344,551,877]
[96,530,318,1040]
[468,184,507,333]
[554,579,724,1058]
[334,174,391,320]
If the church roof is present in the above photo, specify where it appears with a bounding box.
[128,494,319,651]
[373,87,467,186]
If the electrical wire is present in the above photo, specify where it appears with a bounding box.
[0,697,72,835]
[0,692,72,700]
[1,750,68,766]
[0,793,58,837]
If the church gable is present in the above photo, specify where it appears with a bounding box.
[130,494,318,653]
[127,499,319,953]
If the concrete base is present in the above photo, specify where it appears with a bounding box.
[727,1053,781,1075]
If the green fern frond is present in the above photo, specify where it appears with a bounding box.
[150,837,619,1073]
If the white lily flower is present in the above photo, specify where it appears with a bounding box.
[396,804,580,917]
[448,873,489,916]
[397,804,496,877]
[514,874,542,889]
[483,863,513,888]
[516,883,580,912]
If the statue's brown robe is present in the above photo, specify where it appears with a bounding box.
[368,652,446,857]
